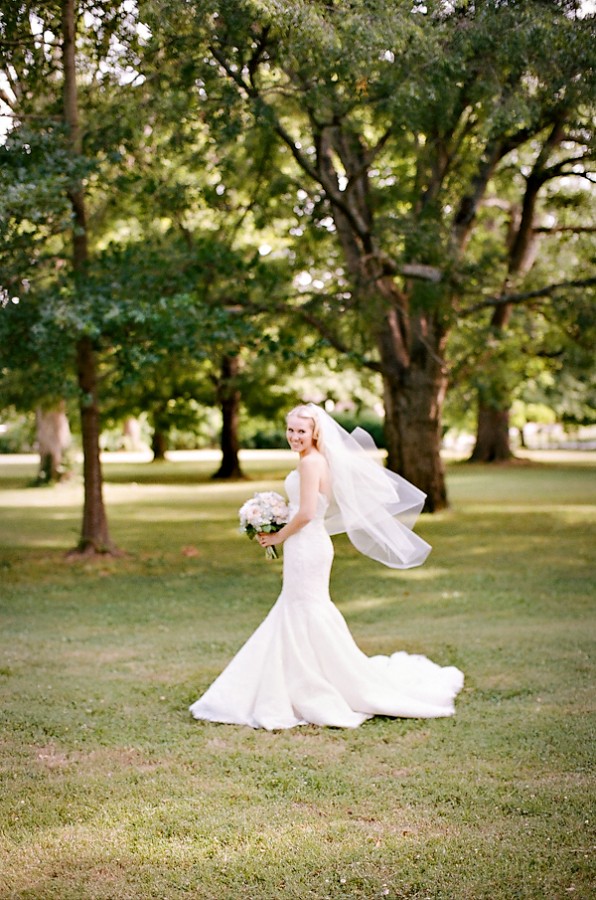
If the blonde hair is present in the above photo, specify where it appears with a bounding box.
[286,405,321,448]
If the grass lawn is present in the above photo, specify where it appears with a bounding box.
[0,452,594,899]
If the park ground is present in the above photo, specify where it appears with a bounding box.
[0,450,594,899]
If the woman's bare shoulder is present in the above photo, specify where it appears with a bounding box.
[300,450,328,474]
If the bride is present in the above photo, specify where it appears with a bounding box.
[189,403,464,730]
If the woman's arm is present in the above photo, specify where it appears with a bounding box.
[258,454,322,548]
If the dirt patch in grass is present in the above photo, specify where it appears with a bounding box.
[33,743,160,774]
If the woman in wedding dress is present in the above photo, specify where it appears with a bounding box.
[189,404,464,730]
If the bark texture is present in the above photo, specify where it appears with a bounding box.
[151,429,168,461]
[470,297,515,463]
[382,366,448,510]
[123,417,143,451]
[315,126,454,510]
[470,407,512,463]
[76,335,111,550]
[212,355,245,479]
[374,292,449,509]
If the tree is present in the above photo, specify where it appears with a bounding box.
[0,0,144,550]
[467,114,595,461]
[166,0,595,509]
[86,234,303,478]
[83,21,308,478]
[1,1,220,542]
[59,0,114,551]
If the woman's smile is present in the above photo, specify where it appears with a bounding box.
[286,415,314,455]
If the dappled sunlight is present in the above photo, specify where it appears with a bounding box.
[353,564,450,583]
[447,462,596,508]
[3,537,76,550]
[463,502,595,517]
[388,564,449,581]
[115,506,227,523]
[0,485,83,508]
[462,545,495,557]
[0,798,442,900]
[337,584,467,616]
[337,594,400,614]
[44,511,78,522]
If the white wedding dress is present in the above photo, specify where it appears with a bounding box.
[190,470,464,730]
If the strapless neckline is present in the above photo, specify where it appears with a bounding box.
[285,468,331,511]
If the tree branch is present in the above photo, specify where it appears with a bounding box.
[533,225,596,234]
[0,87,16,111]
[238,292,382,372]
[297,306,382,372]
[360,253,442,282]
[451,110,567,254]
[366,127,392,166]
[210,40,381,245]
[209,43,323,182]
[460,277,596,316]
[0,111,61,120]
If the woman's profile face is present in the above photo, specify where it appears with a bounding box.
[286,415,314,454]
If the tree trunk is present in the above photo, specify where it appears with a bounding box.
[151,428,168,461]
[315,127,448,509]
[470,300,514,463]
[62,0,113,553]
[35,402,71,484]
[76,336,111,551]
[212,355,244,479]
[379,318,448,512]
[469,406,512,462]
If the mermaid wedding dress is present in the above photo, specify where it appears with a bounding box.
[189,469,464,730]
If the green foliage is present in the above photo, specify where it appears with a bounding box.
[1,0,594,488]
[241,417,288,449]
[193,0,595,405]
[0,409,36,453]
[334,410,386,449]
[0,292,77,412]
[0,124,91,298]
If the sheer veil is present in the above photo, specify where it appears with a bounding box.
[306,403,431,569]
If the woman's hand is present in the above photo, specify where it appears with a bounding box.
[255,453,328,551]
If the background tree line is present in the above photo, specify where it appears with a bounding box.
[0,0,594,553]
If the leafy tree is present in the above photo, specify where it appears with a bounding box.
[0,0,150,551]
[463,117,596,461]
[160,0,595,508]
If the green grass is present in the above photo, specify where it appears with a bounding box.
[0,454,595,899]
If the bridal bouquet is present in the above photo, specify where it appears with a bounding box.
[238,491,289,560]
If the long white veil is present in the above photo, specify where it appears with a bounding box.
[307,404,431,569]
